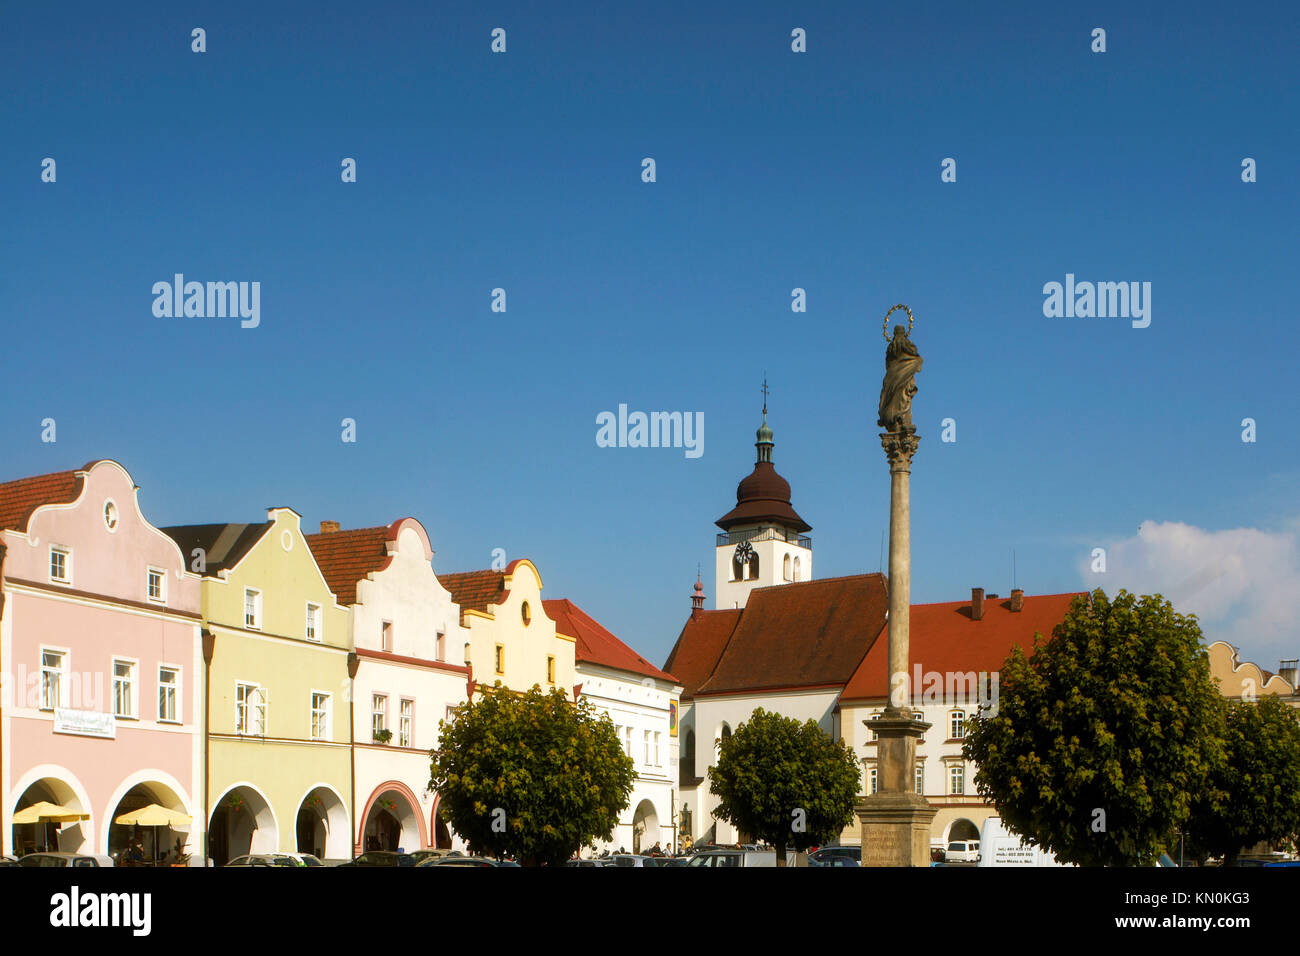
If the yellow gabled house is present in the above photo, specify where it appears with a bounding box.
[163,508,353,864]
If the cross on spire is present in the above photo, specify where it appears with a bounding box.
[761,375,769,417]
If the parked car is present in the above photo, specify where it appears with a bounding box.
[0,856,19,868]
[809,846,861,867]
[418,855,500,867]
[17,852,113,868]
[946,840,981,863]
[339,851,417,867]
[567,858,609,867]
[686,849,776,868]
[658,857,689,867]
[283,852,325,867]
[409,849,458,865]
[226,854,299,867]
[607,854,661,867]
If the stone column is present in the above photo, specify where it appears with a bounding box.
[856,427,936,866]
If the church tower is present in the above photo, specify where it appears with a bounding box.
[714,394,812,609]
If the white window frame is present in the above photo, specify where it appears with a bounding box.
[305,603,321,643]
[949,763,965,796]
[950,710,966,740]
[643,729,651,764]
[310,690,331,741]
[236,681,265,735]
[244,588,262,630]
[653,731,661,766]
[868,763,878,795]
[399,698,413,748]
[112,657,138,719]
[146,566,167,605]
[915,762,925,795]
[39,647,68,711]
[158,665,180,723]
[372,693,388,738]
[49,545,71,585]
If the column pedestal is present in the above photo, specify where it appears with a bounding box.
[857,715,936,867]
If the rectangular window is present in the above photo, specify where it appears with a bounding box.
[951,711,965,740]
[915,763,924,795]
[950,764,965,796]
[305,603,321,642]
[311,693,330,741]
[382,621,393,652]
[158,667,178,722]
[400,699,413,747]
[547,655,555,684]
[653,732,661,766]
[372,694,387,738]
[40,650,65,710]
[624,727,632,757]
[236,682,264,735]
[147,568,166,603]
[113,660,135,717]
[244,589,261,629]
[869,765,878,795]
[436,631,446,662]
[49,546,69,583]
[644,730,651,763]
[494,644,504,675]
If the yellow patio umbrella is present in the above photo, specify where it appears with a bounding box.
[12,801,89,824]
[114,804,192,865]
[114,804,191,827]
[12,801,90,852]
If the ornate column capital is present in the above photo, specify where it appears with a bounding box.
[880,428,920,470]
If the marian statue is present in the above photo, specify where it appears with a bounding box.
[877,324,923,432]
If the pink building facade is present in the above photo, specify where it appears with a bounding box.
[0,460,204,861]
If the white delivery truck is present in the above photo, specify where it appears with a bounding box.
[976,817,1071,868]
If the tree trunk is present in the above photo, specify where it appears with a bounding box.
[776,843,787,868]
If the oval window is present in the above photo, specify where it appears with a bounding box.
[521,601,531,626]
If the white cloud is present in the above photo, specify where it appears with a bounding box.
[1081,520,1300,665]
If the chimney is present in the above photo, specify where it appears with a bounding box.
[691,575,706,620]
[1279,659,1299,689]
[1010,588,1024,612]
[971,587,984,621]
[319,520,341,534]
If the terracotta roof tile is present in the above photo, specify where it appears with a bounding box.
[0,467,87,532]
[664,609,742,698]
[305,525,393,606]
[840,592,1085,701]
[696,573,889,695]
[440,569,508,626]
[543,598,678,684]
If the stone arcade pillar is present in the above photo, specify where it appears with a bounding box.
[857,309,936,866]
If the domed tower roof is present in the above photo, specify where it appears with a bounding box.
[715,405,811,534]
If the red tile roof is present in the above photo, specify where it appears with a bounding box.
[440,569,509,626]
[664,609,742,698]
[696,574,889,696]
[305,525,395,606]
[840,592,1085,702]
[0,466,89,532]
[543,598,678,684]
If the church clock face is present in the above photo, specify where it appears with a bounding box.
[734,541,753,564]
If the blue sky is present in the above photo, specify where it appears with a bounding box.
[3,1,1298,668]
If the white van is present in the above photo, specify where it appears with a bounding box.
[945,840,981,863]
[976,817,1071,867]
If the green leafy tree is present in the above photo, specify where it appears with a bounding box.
[962,589,1225,866]
[1187,694,1300,864]
[429,683,635,866]
[709,708,861,866]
